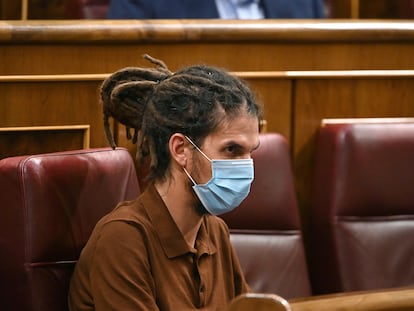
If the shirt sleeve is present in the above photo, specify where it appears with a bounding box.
[90,220,159,311]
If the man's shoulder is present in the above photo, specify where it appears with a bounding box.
[204,214,230,234]
[95,195,149,229]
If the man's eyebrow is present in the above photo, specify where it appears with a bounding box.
[223,139,260,152]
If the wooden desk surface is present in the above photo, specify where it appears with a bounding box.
[1,20,414,75]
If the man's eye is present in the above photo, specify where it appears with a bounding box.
[222,147,232,156]
[225,145,242,156]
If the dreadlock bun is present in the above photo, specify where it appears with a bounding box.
[100,54,172,148]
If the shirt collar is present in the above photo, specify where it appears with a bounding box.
[142,184,217,258]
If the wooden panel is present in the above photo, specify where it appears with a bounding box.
[7,42,414,74]
[244,77,292,137]
[326,0,414,19]
[326,0,353,18]
[28,0,66,19]
[0,0,21,19]
[0,125,89,159]
[0,78,107,149]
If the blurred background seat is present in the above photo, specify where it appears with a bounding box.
[0,147,140,311]
[309,118,414,295]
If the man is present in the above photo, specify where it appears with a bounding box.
[107,0,325,19]
[68,55,262,310]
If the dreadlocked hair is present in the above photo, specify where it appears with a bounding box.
[101,54,262,182]
[101,54,172,148]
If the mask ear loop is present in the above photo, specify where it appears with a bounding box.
[184,136,212,162]
[183,167,197,186]
[183,135,214,187]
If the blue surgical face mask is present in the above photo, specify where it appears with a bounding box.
[183,136,254,216]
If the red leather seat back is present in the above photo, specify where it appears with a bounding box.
[310,119,414,295]
[220,133,312,299]
[0,148,140,311]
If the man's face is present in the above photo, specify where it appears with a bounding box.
[189,112,260,186]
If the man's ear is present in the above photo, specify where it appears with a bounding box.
[169,133,188,167]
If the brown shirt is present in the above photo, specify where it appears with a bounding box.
[68,183,249,311]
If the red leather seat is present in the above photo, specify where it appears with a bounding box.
[309,118,414,295]
[220,133,312,299]
[0,148,140,311]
